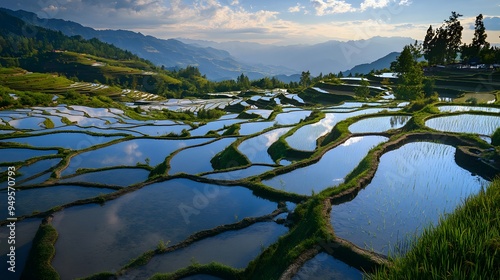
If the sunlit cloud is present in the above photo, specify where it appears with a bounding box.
[311,0,356,15]
[288,3,305,13]
[1,0,498,44]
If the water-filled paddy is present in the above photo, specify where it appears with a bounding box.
[0,148,58,163]
[238,128,291,165]
[14,158,60,182]
[0,185,115,220]
[292,253,362,280]
[51,178,277,279]
[0,219,42,280]
[263,136,388,195]
[0,133,122,149]
[425,114,500,136]
[61,138,209,176]
[286,109,401,151]
[238,121,275,135]
[8,117,47,130]
[330,142,488,255]
[60,168,150,187]
[118,124,192,136]
[437,105,500,113]
[122,222,288,279]
[203,165,274,181]
[274,110,311,125]
[189,119,245,136]
[348,115,410,133]
[169,138,236,174]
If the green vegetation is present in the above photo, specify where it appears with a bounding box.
[21,222,59,280]
[211,144,250,170]
[149,262,241,280]
[492,127,500,146]
[222,123,241,136]
[42,118,55,129]
[245,197,328,279]
[354,78,371,98]
[368,178,500,280]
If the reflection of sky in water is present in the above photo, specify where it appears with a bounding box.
[0,186,114,220]
[263,136,387,195]
[437,105,500,113]
[286,114,337,151]
[286,109,396,152]
[0,219,42,280]
[189,119,245,136]
[292,253,362,280]
[246,109,273,119]
[169,138,236,174]
[0,148,57,163]
[14,158,60,182]
[124,222,288,279]
[274,110,311,125]
[426,114,500,136]
[348,115,410,133]
[122,124,191,136]
[51,178,276,280]
[9,117,46,130]
[60,168,149,187]
[239,128,291,165]
[0,133,122,150]
[203,165,274,181]
[238,121,275,135]
[61,138,209,176]
[61,115,108,127]
[70,106,122,118]
[331,142,488,256]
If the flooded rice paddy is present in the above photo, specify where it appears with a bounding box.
[0,98,497,279]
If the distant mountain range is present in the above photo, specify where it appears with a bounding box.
[178,37,414,76]
[342,52,400,76]
[1,8,296,81]
[3,8,414,81]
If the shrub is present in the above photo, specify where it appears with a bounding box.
[492,127,500,146]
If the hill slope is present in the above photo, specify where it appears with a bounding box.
[1,8,295,81]
[343,52,400,76]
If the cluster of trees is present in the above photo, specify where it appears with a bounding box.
[0,11,144,63]
[423,12,464,65]
[423,12,500,65]
[391,11,500,101]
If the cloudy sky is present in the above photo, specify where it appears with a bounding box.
[2,0,500,45]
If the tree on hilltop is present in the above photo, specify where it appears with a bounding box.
[422,11,463,65]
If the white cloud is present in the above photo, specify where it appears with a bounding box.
[288,3,304,13]
[360,0,412,11]
[360,0,391,11]
[311,0,356,16]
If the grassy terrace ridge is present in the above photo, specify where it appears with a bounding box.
[1,88,499,279]
[266,109,324,162]
[117,209,286,276]
[21,217,60,280]
[367,177,500,280]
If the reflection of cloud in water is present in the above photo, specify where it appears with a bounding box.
[177,142,187,149]
[102,142,143,165]
[105,193,136,230]
[341,137,363,147]
[263,130,282,148]
[124,142,143,157]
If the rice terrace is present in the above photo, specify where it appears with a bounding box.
[0,2,500,280]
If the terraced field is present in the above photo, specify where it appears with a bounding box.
[1,87,498,279]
